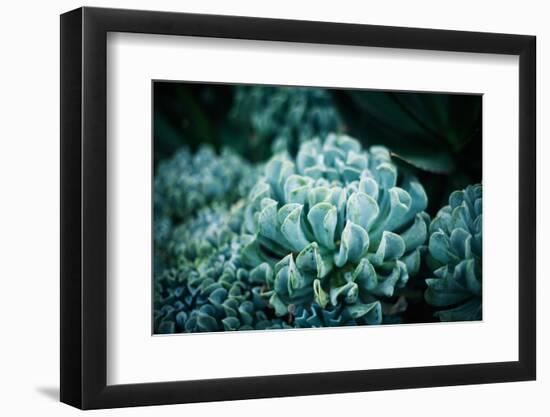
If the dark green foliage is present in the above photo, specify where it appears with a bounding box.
[332,90,482,213]
[153,83,233,165]
[340,91,481,173]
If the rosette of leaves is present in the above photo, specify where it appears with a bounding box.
[154,205,290,333]
[242,134,429,326]
[424,184,482,321]
[154,145,256,224]
[165,202,244,267]
[230,86,343,157]
[153,145,259,272]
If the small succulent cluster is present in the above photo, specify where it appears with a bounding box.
[425,184,482,321]
[153,146,282,332]
[154,203,295,333]
[153,145,258,271]
[230,86,343,154]
[155,146,258,221]
[241,134,429,326]
[154,145,256,224]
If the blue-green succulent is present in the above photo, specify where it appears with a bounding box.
[154,145,257,223]
[241,134,430,325]
[293,295,409,328]
[154,204,291,333]
[230,86,343,154]
[166,202,244,266]
[153,145,259,273]
[425,184,482,321]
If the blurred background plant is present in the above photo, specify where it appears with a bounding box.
[154,83,481,214]
[153,81,482,331]
[230,86,344,158]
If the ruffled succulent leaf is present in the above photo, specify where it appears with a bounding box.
[313,279,329,308]
[352,258,378,292]
[332,280,360,305]
[399,213,428,252]
[296,242,333,278]
[346,192,379,231]
[294,300,383,328]
[370,260,409,298]
[334,221,370,267]
[307,203,338,250]
[368,231,405,267]
[270,254,315,314]
[249,262,273,284]
[347,301,382,323]
[279,204,310,252]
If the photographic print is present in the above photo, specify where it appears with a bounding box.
[153,82,482,334]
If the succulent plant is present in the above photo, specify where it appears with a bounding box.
[154,204,290,333]
[292,302,375,328]
[241,134,429,325]
[166,203,244,266]
[154,145,257,224]
[230,86,343,155]
[293,295,409,328]
[153,145,259,272]
[425,184,482,321]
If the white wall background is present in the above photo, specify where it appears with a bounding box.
[0,0,545,415]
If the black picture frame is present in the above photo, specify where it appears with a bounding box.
[60,6,536,410]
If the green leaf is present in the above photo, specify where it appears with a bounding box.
[391,149,455,174]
